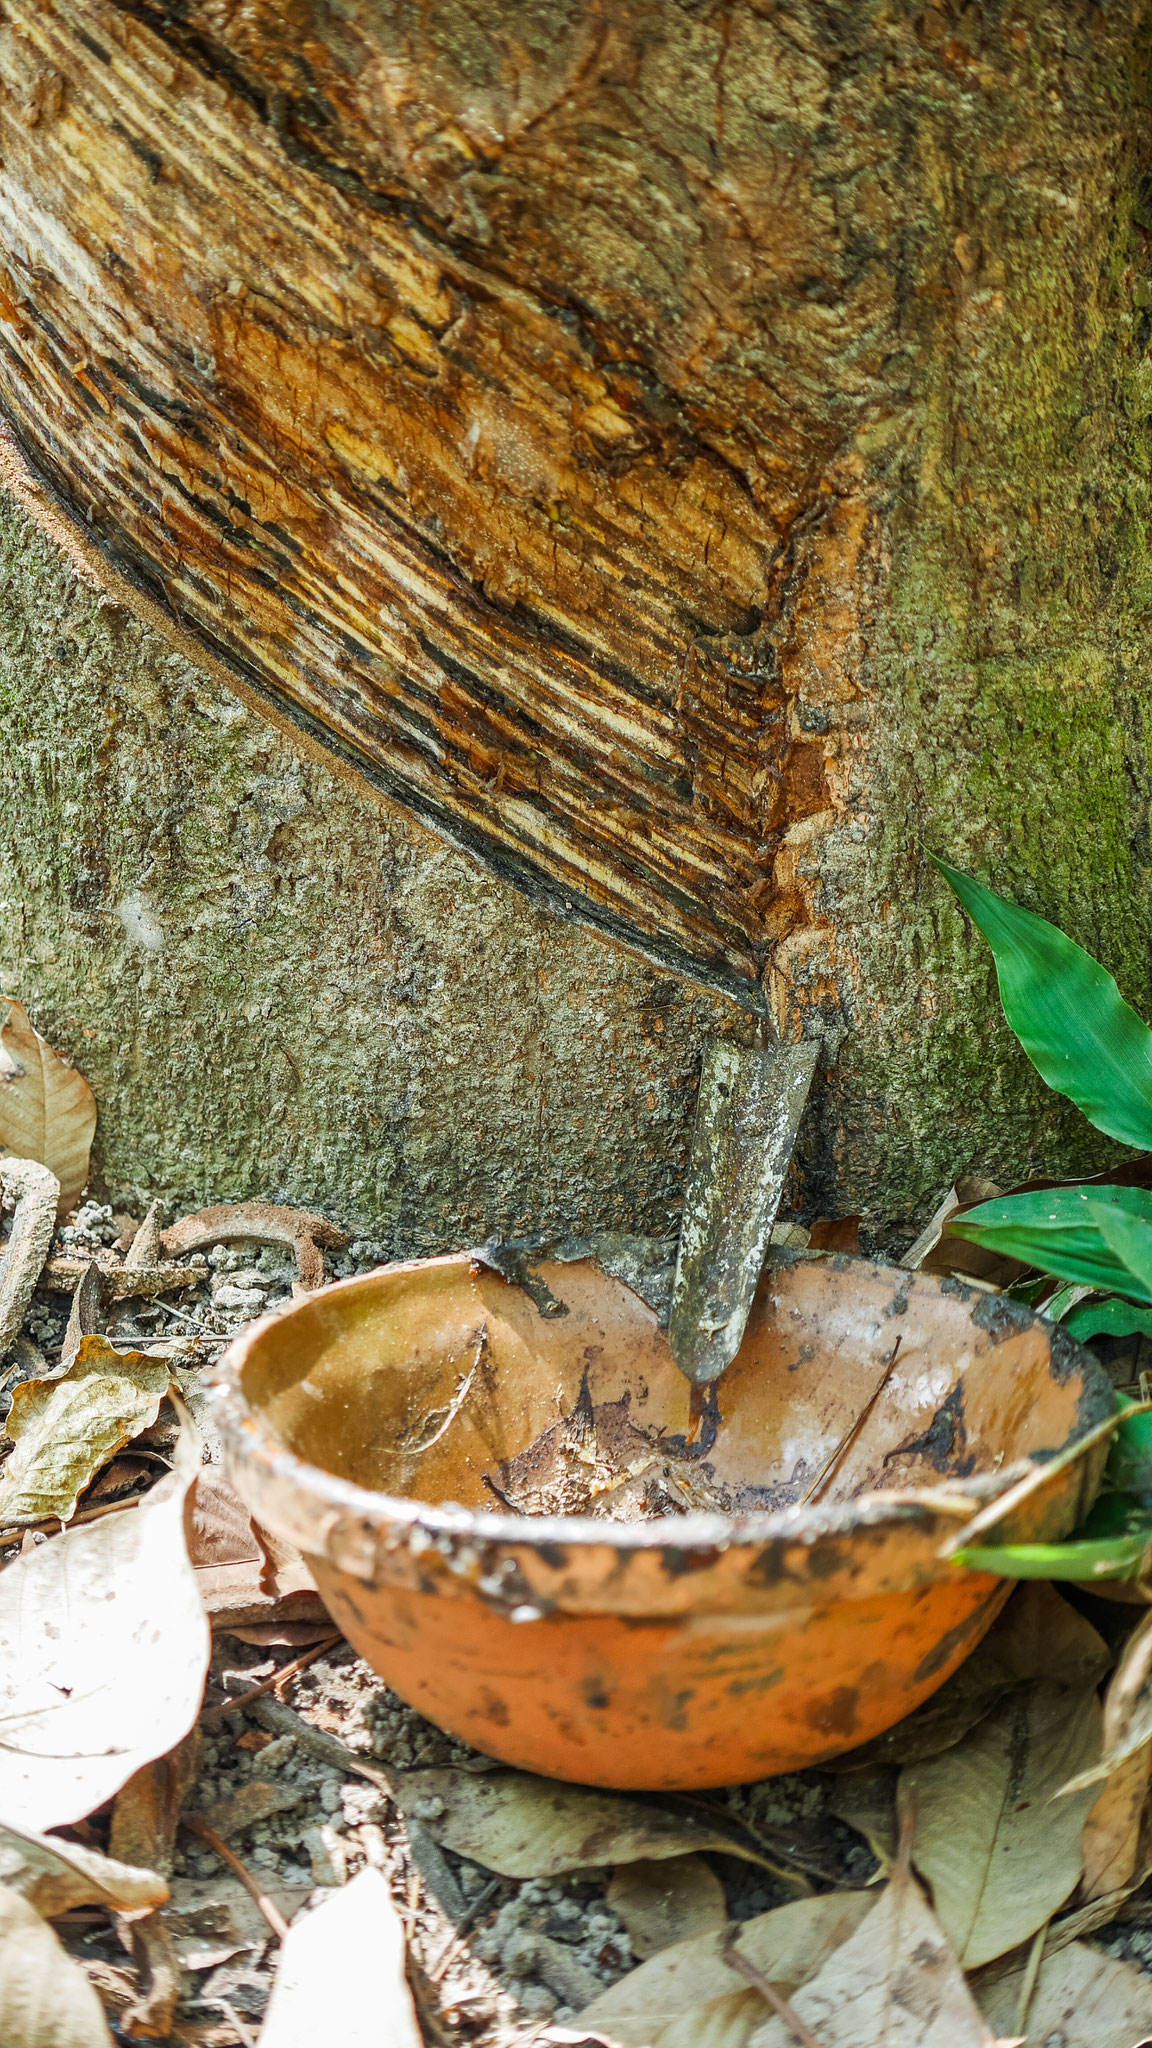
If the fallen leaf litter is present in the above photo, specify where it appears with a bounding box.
[4,1003,1152,2043]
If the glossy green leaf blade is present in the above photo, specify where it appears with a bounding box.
[953,1535,1149,1581]
[948,1223,1147,1300]
[933,856,1152,1148]
[1090,1202,1152,1300]
[958,1185,1152,1230]
[1065,1297,1152,1341]
[1106,1398,1152,1504]
[951,1186,1152,1302]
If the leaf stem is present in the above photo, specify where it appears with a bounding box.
[181,1813,290,1941]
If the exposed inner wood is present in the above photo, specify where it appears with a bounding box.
[0,0,889,990]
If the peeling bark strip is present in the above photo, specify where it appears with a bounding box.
[0,0,902,994]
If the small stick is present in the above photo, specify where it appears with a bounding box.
[801,1337,902,1507]
[0,1494,140,1547]
[205,1994,258,2048]
[200,1635,343,1727]
[1014,1915,1051,2037]
[722,1941,827,2048]
[152,1296,221,1334]
[427,1877,501,1982]
[181,1814,289,1941]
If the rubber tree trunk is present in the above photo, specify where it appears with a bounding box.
[1,0,1151,1221]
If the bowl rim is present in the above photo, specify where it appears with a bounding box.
[207,1248,1116,1562]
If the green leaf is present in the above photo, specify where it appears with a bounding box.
[1106,1398,1152,1503]
[955,1484,1152,1581]
[950,1185,1152,1302]
[1090,1200,1152,1298]
[932,856,1152,1148]
[1080,1487,1152,1538]
[1064,1297,1152,1341]
[1004,1277,1050,1305]
[952,1533,1151,1580]
[1044,1282,1094,1322]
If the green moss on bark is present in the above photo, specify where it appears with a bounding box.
[0,497,743,1246]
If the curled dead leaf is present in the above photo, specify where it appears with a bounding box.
[898,1676,1103,1967]
[975,1937,1152,2046]
[0,999,96,1217]
[388,1767,775,1879]
[1064,1604,1152,1794]
[578,1893,875,2048]
[0,1412,211,1830]
[1080,1740,1152,1899]
[0,1820,167,1917]
[606,1856,728,1959]
[0,1883,113,2046]
[746,1865,1004,2048]
[0,1158,58,1363]
[258,1867,421,2048]
[0,1336,171,1526]
[186,1464,327,1629]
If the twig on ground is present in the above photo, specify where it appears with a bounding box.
[428,1878,501,1982]
[152,1297,226,1336]
[722,1939,827,2048]
[0,1157,58,1361]
[200,1634,343,1727]
[180,1815,290,1941]
[0,1493,140,1546]
[1014,1916,1051,2037]
[203,1993,258,2048]
[247,1693,393,1794]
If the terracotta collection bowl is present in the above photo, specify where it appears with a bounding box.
[212,1250,1113,1790]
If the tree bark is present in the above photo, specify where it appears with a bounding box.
[1,1,1151,1214]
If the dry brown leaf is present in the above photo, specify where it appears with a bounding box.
[109,1734,200,1878]
[0,1881,113,2045]
[0,1820,167,1917]
[1081,1739,1152,1899]
[107,1734,200,2040]
[185,1467,262,1569]
[163,1871,314,1959]
[606,1856,728,1959]
[578,1892,875,2048]
[199,1779,307,1840]
[747,1865,1002,2048]
[986,1582,1113,1688]
[1066,1605,1152,1793]
[976,1937,1152,2045]
[806,1217,861,1254]
[258,1868,421,2048]
[185,1465,326,1629]
[0,1336,171,1525]
[899,1678,1103,1968]
[0,999,96,1216]
[389,1768,769,1878]
[0,1414,211,1830]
